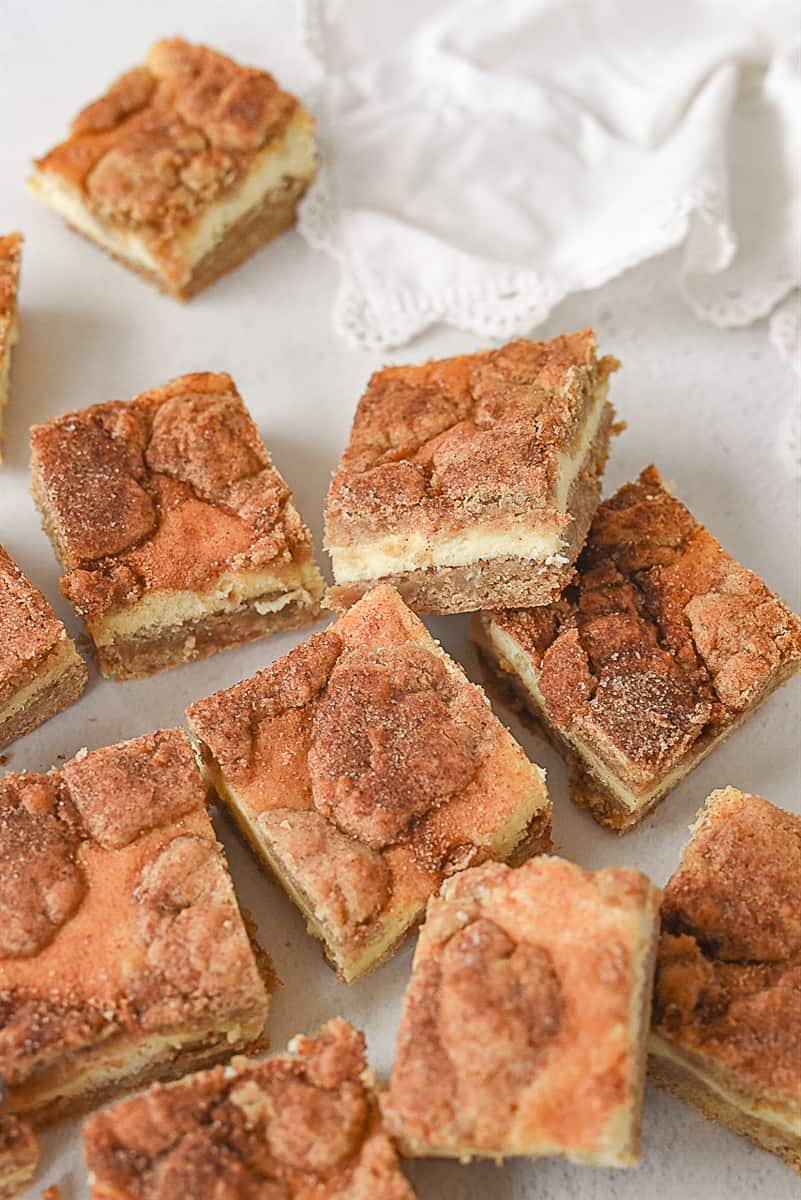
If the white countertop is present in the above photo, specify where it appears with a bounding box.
[2,2,800,1197]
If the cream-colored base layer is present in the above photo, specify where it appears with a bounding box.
[649,1034,800,1140]
[92,564,322,646]
[8,1017,260,1124]
[328,378,609,586]
[28,109,316,288]
[0,639,82,721]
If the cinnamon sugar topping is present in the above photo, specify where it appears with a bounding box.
[0,547,71,693]
[653,788,801,1105]
[484,466,801,795]
[0,730,269,1117]
[35,40,299,242]
[30,372,322,674]
[326,329,617,539]
[187,585,550,981]
[383,857,659,1162]
[82,1019,413,1199]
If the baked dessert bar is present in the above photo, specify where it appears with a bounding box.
[650,787,801,1172]
[83,1019,414,1200]
[187,584,551,983]
[383,856,660,1165]
[0,234,22,462]
[474,465,801,833]
[28,39,316,300]
[324,329,618,614]
[0,1115,37,1200]
[0,545,87,752]
[30,371,324,680]
[0,729,270,1126]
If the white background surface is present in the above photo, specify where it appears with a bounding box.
[1,3,800,1198]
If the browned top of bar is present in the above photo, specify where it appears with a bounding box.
[30,372,318,623]
[0,730,268,1090]
[653,788,801,1105]
[325,329,618,541]
[383,857,658,1156]
[0,545,69,695]
[0,232,22,365]
[489,466,801,786]
[34,39,300,243]
[187,586,547,965]
[0,1112,37,1174]
[83,1019,413,1200]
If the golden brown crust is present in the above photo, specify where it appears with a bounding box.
[0,233,22,465]
[0,730,269,1120]
[30,372,323,675]
[0,546,87,742]
[483,466,801,801]
[0,1113,37,1198]
[33,39,305,283]
[0,234,22,365]
[383,857,660,1162]
[325,329,617,546]
[648,1047,801,1173]
[0,547,70,697]
[0,662,88,756]
[187,585,550,981]
[91,588,323,682]
[652,788,801,1110]
[326,401,615,617]
[83,1019,414,1200]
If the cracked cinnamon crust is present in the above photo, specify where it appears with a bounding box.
[0,729,271,1128]
[187,584,551,984]
[0,234,22,464]
[0,545,87,752]
[30,371,324,680]
[383,856,660,1166]
[0,1114,37,1200]
[649,787,801,1173]
[324,329,619,615]
[28,39,316,300]
[83,1019,415,1200]
[473,465,801,833]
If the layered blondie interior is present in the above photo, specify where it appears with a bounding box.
[383,856,660,1166]
[0,1115,37,1200]
[187,584,551,983]
[650,787,801,1173]
[83,1019,414,1200]
[0,545,87,752]
[0,233,22,462]
[30,371,324,680]
[474,465,801,832]
[325,329,619,614]
[0,729,270,1126]
[28,39,316,300]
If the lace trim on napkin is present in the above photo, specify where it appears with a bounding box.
[300,1,800,362]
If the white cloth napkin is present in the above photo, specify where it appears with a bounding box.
[299,0,801,352]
